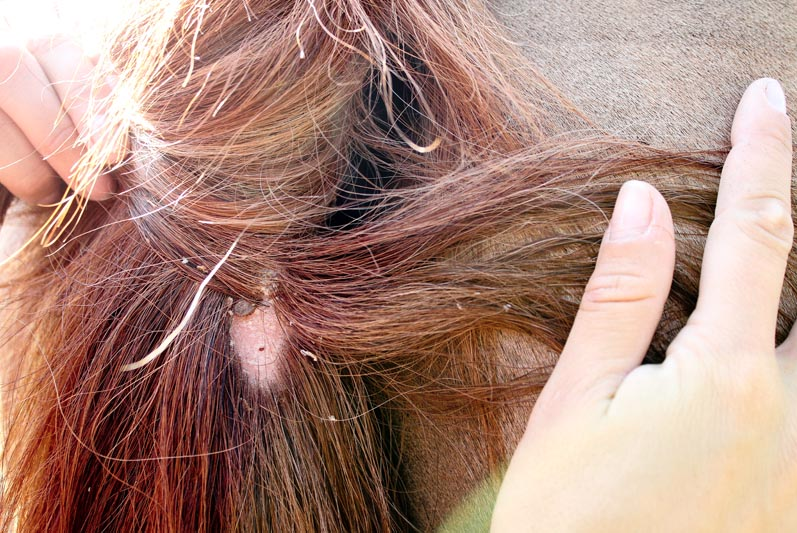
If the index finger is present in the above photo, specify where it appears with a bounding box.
[686,78,793,354]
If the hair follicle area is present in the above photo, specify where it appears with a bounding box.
[229,302,285,387]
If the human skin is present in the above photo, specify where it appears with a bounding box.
[493,78,797,532]
[400,2,797,526]
[0,34,117,202]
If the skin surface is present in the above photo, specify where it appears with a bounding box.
[494,79,796,532]
[401,1,797,528]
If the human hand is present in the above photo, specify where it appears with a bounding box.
[491,78,795,532]
[0,32,120,204]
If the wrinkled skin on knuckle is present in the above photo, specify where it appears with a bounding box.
[579,270,657,314]
[668,318,785,429]
[734,196,795,258]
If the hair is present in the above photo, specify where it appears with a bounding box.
[1,0,794,531]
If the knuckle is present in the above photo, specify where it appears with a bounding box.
[725,358,776,398]
[733,196,795,256]
[696,360,781,418]
[580,270,656,312]
[667,327,785,429]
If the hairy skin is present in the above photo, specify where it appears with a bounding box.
[402,1,797,528]
[0,1,795,531]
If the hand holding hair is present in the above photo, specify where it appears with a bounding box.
[492,78,796,532]
[0,33,119,203]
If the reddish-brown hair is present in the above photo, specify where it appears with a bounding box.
[1,0,794,531]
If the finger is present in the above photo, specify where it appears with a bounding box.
[0,37,114,200]
[26,35,120,195]
[27,36,124,166]
[0,108,64,203]
[0,38,85,188]
[685,78,793,354]
[26,35,96,146]
[535,181,675,417]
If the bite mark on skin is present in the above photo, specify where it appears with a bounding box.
[229,304,285,387]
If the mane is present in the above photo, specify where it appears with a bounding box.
[1,1,794,531]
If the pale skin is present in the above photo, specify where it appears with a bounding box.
[0,39,794,532]
[493,79,796,532]
[0,34,116,202]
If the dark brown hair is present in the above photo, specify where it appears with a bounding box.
[1,1,794,531]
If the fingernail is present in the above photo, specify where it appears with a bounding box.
[764,79,787,114]
[609,181,652,240]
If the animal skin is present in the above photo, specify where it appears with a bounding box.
[0,1,795,531]
[400,0,797,528]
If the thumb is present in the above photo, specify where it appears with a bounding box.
[535,180,676,421]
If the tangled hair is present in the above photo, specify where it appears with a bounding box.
[1,0,795,531]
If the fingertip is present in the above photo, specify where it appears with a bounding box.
[539,181,675,408]
[608,180,674,245]
[34,179,68,206]
[601,181,675,287]
[763,78,787,114]
[649,183,675,244]
[731,78,792,148]
[607,180,653,241]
